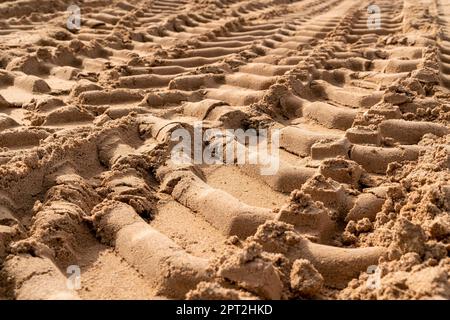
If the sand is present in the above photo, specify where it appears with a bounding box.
[0,0,449,300]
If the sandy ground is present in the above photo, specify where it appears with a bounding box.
[0,0,449,300]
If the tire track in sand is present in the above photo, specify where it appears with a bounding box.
[1,0,449,300]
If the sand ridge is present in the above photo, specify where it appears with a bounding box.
[0,0,449,300]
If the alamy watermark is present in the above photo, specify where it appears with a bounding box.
[170,122,280,175]
[67,5,81,31]
[366,265,381,290]
[367,5,381,30]
[66,265,81,290]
